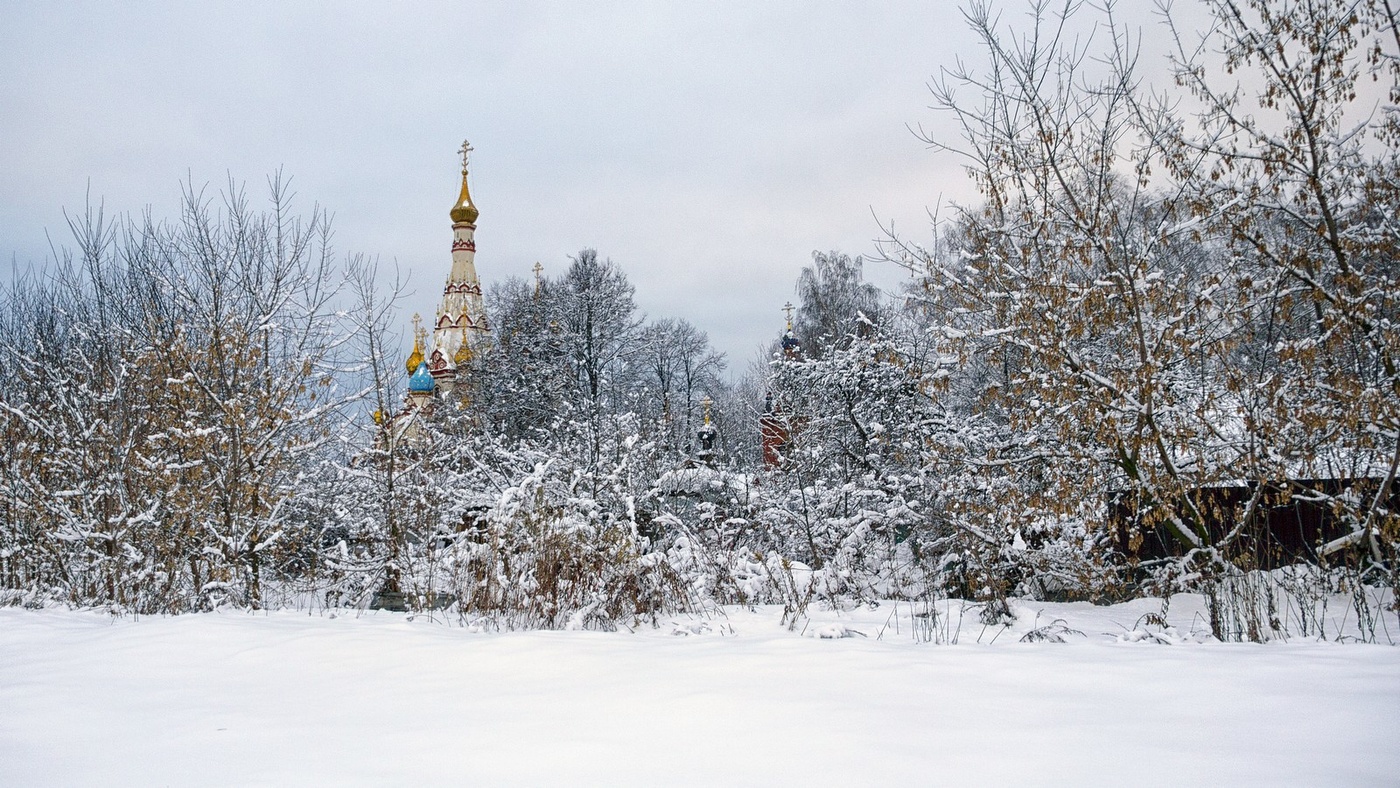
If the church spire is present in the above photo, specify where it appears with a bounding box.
[405,313,426,374]
[431,139,491,390]
[780,302,801,359]
[450,140,479,225]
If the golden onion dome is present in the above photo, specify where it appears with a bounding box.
[453,340,474,366]
[405,336,424,375]
[450,169,479,225]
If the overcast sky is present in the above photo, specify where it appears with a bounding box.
[1,2,1183,372]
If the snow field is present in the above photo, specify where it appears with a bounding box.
[1,599,1396,787]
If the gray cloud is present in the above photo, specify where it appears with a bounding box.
[2,2,1181,370]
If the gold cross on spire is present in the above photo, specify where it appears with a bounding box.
[406,312,427,374]
[414,312,430,348]
[701,395,713,426]
[458,140,474,173]
[532,261,543,281]
[783,302,795,331]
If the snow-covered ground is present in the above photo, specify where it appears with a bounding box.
[2,598,1396,787]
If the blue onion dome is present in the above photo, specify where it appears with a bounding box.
[781,330,801,353]
[408,361,436,393]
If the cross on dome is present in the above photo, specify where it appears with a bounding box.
[405,312,427,374]
[450,140,480,224]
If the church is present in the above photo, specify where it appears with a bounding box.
[393,141,492,429]
[387,141,766,464]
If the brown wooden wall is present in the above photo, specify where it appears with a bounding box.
[1108,478,1395,568]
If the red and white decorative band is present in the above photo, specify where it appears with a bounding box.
[434,313,486,330]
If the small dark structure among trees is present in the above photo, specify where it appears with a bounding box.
[1110,478,1399,569]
